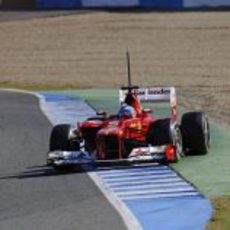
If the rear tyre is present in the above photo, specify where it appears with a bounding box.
[146,119,183,163]
[181,112,210,155]
[49,124,80,152]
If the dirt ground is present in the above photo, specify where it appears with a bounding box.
[0,10,230,124]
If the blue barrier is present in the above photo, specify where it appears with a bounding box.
[184,0,230,8]
[36,0,82,8]
[139,0,182,8]
[36,0,230,8]
[82,0,139,7]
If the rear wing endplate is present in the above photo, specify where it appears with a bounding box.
[119,87,177,119]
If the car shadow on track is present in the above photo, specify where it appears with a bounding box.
[0,165,87,180]
[0,162,166,180]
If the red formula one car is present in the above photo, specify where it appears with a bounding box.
[47,55,210,168]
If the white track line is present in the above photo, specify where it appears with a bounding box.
[87,170,142,230]
[0,88,55,125]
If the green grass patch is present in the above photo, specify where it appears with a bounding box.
[173,123,230,197]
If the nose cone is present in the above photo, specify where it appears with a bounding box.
[98,127,122,136]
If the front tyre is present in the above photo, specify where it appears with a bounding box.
[181,112,210,155]
[146,119,183,163]
[49,124,80,152]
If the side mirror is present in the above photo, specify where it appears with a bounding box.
[143,108,152,114]
[97,111,108,117]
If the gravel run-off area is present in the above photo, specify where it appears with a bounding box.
[0,10,230,125]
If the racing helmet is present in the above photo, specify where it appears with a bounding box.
[118,104,135,118]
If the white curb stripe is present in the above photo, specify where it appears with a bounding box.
[116,186,195,196]
[102,174,178,182]
[97,166,169,174]
[119,191,200,200]
[111,181,191,191]
[107,177,185,187]
[100,170,174,178]
[87,170,142,230]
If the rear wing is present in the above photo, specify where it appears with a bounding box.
[119,87,177,119]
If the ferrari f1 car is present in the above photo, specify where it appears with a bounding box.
[47,54,210,168]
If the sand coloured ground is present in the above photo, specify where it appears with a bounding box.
[0,11,230,123]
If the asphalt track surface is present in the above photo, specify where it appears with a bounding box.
[0,90,126,230]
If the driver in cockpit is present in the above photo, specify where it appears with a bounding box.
[118,93,136,118]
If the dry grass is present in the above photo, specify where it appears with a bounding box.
[0,11,230,124]
[207,197,230,230]
[0,10,229,229]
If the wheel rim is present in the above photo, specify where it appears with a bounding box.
[171,126,183,161]
[176,128,183,159]
[203,116,210,150]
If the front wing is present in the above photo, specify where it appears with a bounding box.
[47,146,169,166]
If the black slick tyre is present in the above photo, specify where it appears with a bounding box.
[49,124,80,151]
[181,112,210,155]
[146,118,183,163]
